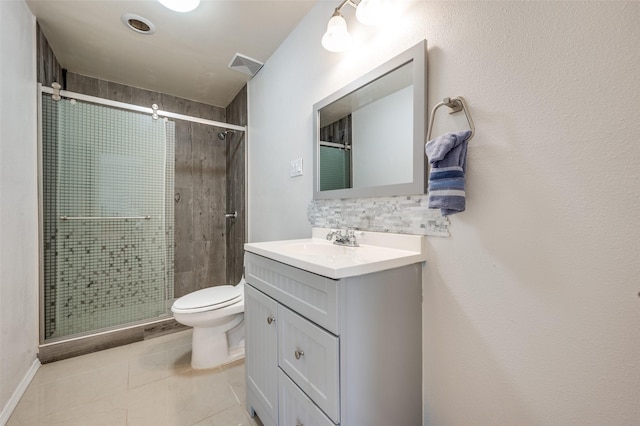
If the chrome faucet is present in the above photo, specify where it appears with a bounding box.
[326,228,359,247]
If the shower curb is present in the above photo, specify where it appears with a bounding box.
[38,318,187,364]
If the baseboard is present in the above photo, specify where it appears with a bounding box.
[0,358,40,426]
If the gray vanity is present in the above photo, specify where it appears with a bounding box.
[244,228,426,426]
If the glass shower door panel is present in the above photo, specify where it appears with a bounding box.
[42,95,174,339]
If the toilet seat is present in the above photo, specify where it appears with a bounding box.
[172,285,243,314]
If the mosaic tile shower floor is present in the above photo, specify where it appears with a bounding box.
[7,330,264,426]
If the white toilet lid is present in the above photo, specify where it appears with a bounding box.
[172,285,242,311]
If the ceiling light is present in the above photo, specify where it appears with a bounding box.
[158,0,200,13]
[121,13,156,35]
[321,0,390,52]
[321,10,352,53]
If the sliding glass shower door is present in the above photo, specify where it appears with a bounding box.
[41,94,174,341]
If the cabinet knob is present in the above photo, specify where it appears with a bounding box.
[294,349,304,360]
[267,316,275,325]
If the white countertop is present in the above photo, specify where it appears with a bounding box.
[244,228,426,279]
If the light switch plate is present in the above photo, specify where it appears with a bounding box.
[290,158,303,177]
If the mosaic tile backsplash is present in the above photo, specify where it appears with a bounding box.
[308,195,450,237]
[42,95,175,339]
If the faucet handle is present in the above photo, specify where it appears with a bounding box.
[346,228,360,246]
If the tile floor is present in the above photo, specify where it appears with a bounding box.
[7,330,264,426]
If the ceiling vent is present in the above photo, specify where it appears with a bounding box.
[228,53,264,77]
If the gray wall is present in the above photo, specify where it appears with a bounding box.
[225,86,247,286]
[36,22,63,87]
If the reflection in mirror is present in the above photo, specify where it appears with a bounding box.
[319,61,413,191]
[313,40,427,200]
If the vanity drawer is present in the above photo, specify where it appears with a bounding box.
[245,252,340,334]
[279,369,337,426]
[278,304,340,423]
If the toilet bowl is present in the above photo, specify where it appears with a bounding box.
[171,278,245,369]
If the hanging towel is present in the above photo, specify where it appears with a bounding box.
[425,130,472,216]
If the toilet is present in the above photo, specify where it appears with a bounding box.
[171,278,245,369]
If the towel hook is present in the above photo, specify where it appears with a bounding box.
[427,96,475,142]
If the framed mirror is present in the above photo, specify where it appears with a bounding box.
[313,40,427,200]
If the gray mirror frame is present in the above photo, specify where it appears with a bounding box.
[313,40,427,200]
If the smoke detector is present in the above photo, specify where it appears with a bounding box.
[228,53,264,77]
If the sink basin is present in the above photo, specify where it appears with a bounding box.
[280,242,359,257]
[244,228,426,279]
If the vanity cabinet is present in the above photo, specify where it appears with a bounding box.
[244,251,422,426]
[245,284,279,425]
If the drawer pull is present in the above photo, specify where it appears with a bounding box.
[267,316,275,325]
[294,349,305,360]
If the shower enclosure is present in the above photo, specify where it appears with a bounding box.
[39,89,175,342]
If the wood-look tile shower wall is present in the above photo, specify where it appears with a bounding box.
[225,85,247,287]
[36,23,64,87]
[36,25,246,298]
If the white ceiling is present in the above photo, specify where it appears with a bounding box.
[27,0,317,107]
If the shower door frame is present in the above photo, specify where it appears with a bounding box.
[36,83,247,347]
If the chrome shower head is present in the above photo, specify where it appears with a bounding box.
[217,130,235,140]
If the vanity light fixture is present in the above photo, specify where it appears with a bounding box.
[355,0,389,25]
[321,0,390,52]
[158,0,200,13]
[322,9,352,53]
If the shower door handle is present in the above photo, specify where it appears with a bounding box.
[60,215,152,220]
[225,211,238,219]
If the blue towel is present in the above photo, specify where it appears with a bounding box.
[425,130,471,216]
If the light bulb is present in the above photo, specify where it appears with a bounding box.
[158,0,200,13]
[356,0,389,26]
[322,12,352,52]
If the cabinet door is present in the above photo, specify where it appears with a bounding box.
[279,369,336,426]
[245,284,278,425]
[278,305,340,423]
